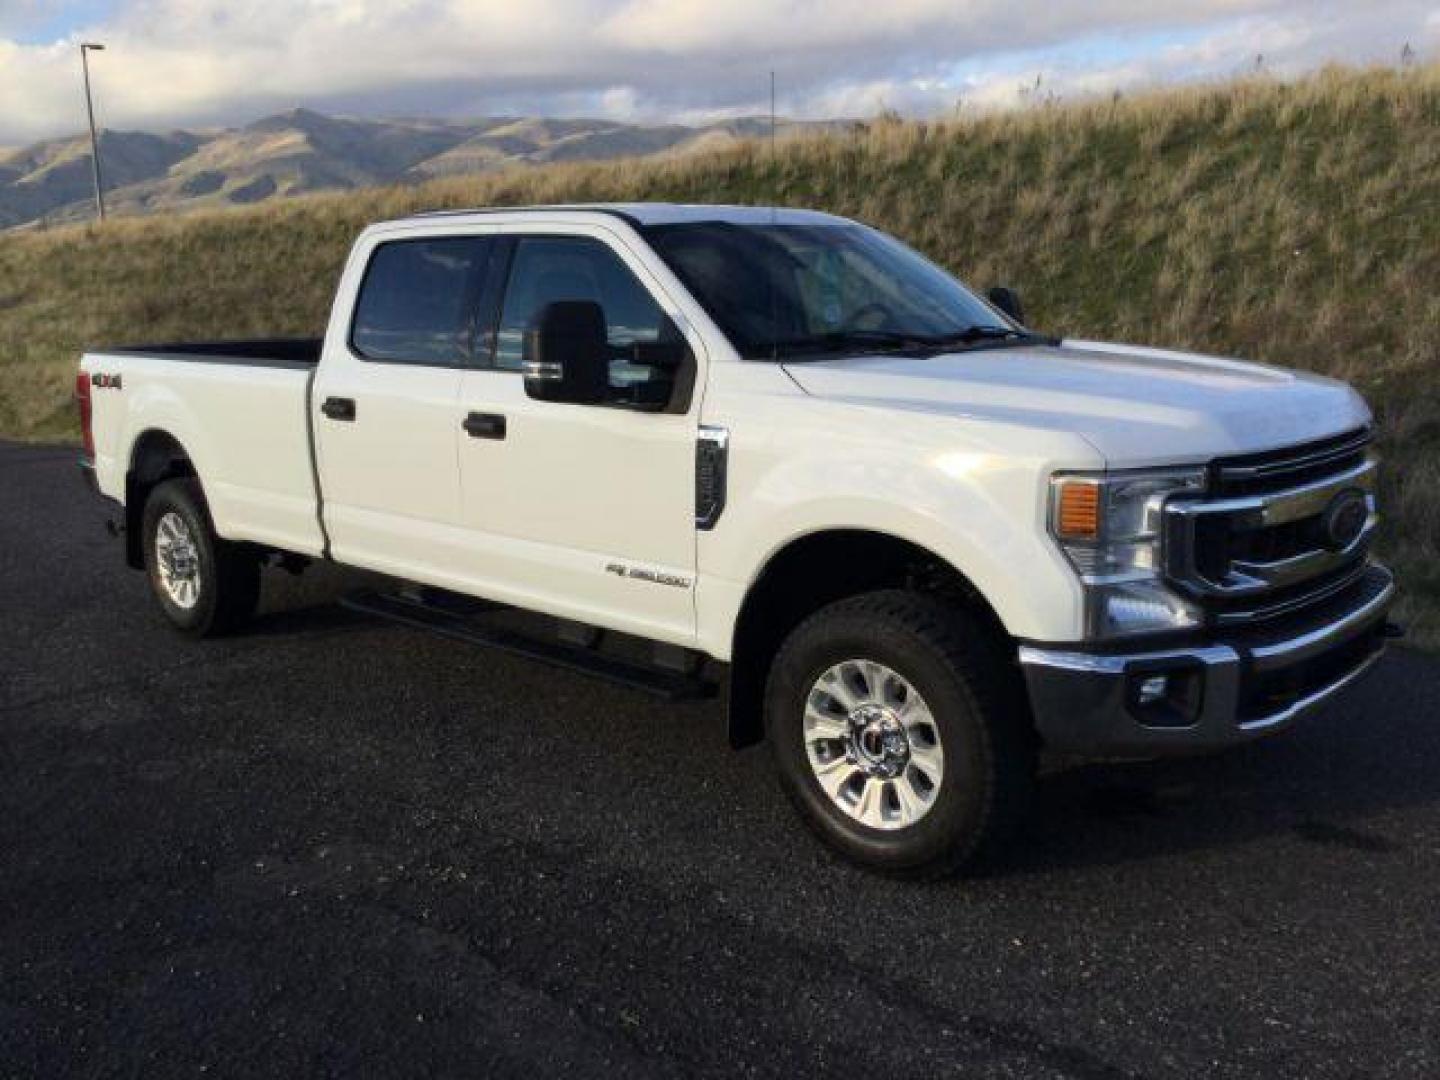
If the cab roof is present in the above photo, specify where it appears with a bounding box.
[405,202,845,227]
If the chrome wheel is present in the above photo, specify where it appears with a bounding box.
[803,659,945,831]
[154,511,201,610]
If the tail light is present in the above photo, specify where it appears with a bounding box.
[76,370,95,459]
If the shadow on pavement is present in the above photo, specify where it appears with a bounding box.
[997,647,1439,876]
[242,558,1440,881]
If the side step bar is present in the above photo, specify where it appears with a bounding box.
[341,588,718,702]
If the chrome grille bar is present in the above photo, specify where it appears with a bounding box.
[1183,456,1377,532]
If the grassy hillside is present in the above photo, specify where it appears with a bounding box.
[1,64,1436,645]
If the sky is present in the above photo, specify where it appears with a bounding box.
[0,0,1436,145]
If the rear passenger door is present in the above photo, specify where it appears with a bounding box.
[453,228,703,644]
[313,231,501,582]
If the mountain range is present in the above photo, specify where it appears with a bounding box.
[0,108,829,230]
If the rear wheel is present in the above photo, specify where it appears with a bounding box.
[766,590,1035,876]
[142,478,260,637]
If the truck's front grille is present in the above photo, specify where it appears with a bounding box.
[1163,428,1379,628]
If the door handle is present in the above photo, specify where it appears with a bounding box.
[321,396,356,422]
[463,411,507,440]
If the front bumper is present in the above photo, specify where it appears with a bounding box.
[1019,564,1396,757]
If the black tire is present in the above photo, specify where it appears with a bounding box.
[765,590,1035,877]
[141,477,260,637]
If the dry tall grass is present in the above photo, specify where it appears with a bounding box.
[1,64,1435,645]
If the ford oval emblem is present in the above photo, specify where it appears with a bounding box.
[1322,489,1370,551]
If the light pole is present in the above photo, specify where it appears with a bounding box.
[80,41,106,221]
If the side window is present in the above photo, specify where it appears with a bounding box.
[351,237,493,365]
[493,237,670,373]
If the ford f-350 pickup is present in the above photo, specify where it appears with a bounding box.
[77,204,1398,874]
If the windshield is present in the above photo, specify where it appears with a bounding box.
[642,219,1021,360]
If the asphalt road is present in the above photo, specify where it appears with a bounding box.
[3,440,1438,1079]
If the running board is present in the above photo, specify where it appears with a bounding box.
[341,589,717,702]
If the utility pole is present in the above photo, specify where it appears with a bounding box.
[80,41,107,222]
[769,70,776,158]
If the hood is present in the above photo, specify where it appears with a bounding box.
[782,339,1371,467]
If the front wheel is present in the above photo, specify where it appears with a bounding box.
[766,590,1035,877]
[142,478,260,637]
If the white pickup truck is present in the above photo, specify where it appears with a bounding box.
[78,203,1397,874]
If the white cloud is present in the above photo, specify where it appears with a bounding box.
[0,0,1435,143]
[981,5,1434,106]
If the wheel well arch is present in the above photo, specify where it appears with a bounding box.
[123,429,197,569]
[725,529,1010,749]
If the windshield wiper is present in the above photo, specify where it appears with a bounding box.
[925,326,1024,345]
[759,329,941,358]
[759,324,1050,361]
[913,325,1063,351]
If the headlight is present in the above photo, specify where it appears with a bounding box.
[1049,468,1207,640]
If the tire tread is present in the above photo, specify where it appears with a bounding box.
[767,589,1035,878]
[143,477,260,637]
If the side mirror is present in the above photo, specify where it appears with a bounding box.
[523,300,609,404]
[986,286,1025,326]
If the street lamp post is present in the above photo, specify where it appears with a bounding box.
[80,41,106,222]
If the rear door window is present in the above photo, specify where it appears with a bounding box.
[351,237,495,365]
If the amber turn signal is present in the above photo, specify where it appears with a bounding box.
[1055,480,1101,540]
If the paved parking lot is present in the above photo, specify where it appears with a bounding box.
[3,440,1438,1078]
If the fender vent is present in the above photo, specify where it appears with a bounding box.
[696,426,729,530]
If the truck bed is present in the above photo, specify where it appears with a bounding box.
[82,339,327,559]
[104,339,323,368]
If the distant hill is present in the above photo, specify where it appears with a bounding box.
[0,109,832,229]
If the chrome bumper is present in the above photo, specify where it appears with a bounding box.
[1018,564,1396,756]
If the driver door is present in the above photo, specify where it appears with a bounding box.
[451,228,703,645]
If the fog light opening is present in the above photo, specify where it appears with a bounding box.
[1136,674,1169,706]
[1127,665,1204,729]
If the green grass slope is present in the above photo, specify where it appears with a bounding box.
[1,65,1435,645]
